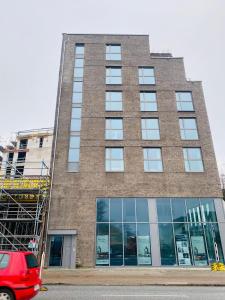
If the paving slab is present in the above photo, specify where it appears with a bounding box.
[41,267,225,286]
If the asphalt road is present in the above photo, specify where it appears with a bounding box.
[35,285,225,300]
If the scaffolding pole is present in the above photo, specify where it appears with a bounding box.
[0,161,50,258]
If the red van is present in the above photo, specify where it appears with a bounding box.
[0,251,42,300]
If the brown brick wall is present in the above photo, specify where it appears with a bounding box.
[49,34,221,267]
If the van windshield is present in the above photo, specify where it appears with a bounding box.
[25,254,39,268]
[0,254,10,269]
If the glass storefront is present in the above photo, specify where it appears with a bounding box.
[96,198,151,266]
[96,197,224,267]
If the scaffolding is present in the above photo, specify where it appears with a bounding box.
[0,161,50,257]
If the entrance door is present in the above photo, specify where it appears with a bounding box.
[49,235,64,266]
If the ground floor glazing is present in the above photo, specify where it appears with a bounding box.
[96,198,225,267]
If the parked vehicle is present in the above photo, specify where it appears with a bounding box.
[0,251,41,300]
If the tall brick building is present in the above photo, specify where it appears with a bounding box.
[46,34,225,268]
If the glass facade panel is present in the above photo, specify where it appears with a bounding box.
[96,223,109,266]
[124,223,137,265]
[96,198,223,267]
[110,223,123,265]
[171,199,187,222]
[110,198,122,222]
[204,223,224,263]
[159,223,176,265]
[174,223,192,266]
[136,198,149,222]
[189,223,208,266]
[97,198,109,222]
[186,198,201,223]
[137,223,151,265]
[123,198,135,222]
[157,199,172,222]
[201,198,217,222]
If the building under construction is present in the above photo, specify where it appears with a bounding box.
[0,128,53,257]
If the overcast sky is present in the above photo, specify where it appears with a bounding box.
[0,0,224,170]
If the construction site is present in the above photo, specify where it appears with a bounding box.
[0,128,53,259]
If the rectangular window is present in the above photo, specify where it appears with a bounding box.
[68,43,85,172]
[141,118,160,140]
[139,67,155,84]
[96,198,151,267]
[19,139,28,149]
[105,91,122,111]
[179,118,198,140]
[143,148,163,172]
[105,118,123,140]
[106,67,122,84]
[71,109,81,131]
[105,148,124,172]
[68,136,80,162]
[39,137,44,148]
[140,92,157,111]
[176,92,194,111]
[106,44,121,61]
[183,148,204,172]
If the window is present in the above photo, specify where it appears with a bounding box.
[141,118,160,140]
[140,92,157,111]
[0,254,10,269]
[183,148,204,172]
[105,118,123,140]
[106,67,122,84]
[96,198,151,266]
[25,254,39,268]
[106,44,121,61]
[15,166,24,178]
[105,148,124,172]
[68,136,80,162]
[139,67,155,84]
[17,152,26,163]
[179,118,198,140]
[105,91,122,111]
[176,92,194,111]
[69,43,85,172]
[72,44,84,103]
[71,107,81,131]
[39,137,44,148]
[143,148,163,172]
[19,139,28,149]
[156,198,224,266]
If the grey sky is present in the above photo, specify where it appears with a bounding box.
[0,0,224,170]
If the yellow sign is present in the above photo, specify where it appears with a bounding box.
[0,178,49,190]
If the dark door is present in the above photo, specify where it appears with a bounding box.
[49,235,63,266]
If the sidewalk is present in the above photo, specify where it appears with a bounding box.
[42,267,225,286]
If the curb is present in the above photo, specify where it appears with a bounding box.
[43,283,225,287]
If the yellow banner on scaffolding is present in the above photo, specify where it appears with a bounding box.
[0,178,49,190]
